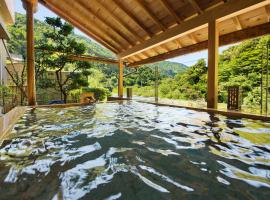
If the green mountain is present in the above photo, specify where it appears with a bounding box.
[145,61,187,77]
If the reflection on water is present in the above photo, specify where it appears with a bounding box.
[0,101,270,200]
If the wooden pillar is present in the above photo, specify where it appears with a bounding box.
[23,0,37,106]
[154,66,159,103]
[118,60,123,98]
[207,20,219,109]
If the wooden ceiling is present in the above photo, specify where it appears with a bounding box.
[39,0,270,66]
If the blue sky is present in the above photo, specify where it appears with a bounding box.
[16,1,234,66]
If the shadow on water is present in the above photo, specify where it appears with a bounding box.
[0,101,270,200]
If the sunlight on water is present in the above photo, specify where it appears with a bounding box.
[0,101,270,200]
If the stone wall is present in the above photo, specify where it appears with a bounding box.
[0,106,27,140]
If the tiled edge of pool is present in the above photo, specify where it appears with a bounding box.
[0,106,27,141]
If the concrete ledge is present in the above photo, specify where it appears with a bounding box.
[36,102,93,108]
[108,97,131,101]
[139,101,270,121]
[0,106,27,140]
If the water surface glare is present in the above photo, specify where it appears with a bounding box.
[0,102,270,200]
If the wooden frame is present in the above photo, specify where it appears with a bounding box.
[129,22,270,66]
[118,0,269,59]
[39,0,270,66]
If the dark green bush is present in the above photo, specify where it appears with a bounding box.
[82,87,111,101]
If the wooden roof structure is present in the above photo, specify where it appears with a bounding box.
[38,0,270,67]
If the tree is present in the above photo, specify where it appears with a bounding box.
[164,59,207,100]
[37,17,92,103]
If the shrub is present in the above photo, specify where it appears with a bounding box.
[69,89,82,102]
[82,87,111,101]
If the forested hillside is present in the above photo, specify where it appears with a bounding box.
[158,36,268,109]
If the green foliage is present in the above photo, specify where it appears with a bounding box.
[159,59,207,100]
[144,61,187,77]
[124,67,156,87]
[0,85,11,96]
[69,89,82,103]
[36,17,93,103]
[133,36,270,110]
[243,87,261,106]
[82,87,111,101]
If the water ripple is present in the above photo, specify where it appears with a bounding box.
[0,102,270,199]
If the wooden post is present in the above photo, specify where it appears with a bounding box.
[155,66,159,103]
[118,60,123,98]
[207,20,219,109]
[23,0,37,106]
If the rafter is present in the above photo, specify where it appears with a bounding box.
[118,0,269,59]
[223,0,243,31]
[232,16,243,30]
[113,0,162,56]
[133,55,143,61]
[265,5,270,21]
[135,0,166,31]
[112,0,153,38]
[159,44,170,52]
[174,39,183,48]
[188,0,203,14]
[40,0,120,53]
[141,51,151,58]
[91,0,143,44]
[153,46,165,54]
[157,0,198,48]
[66,1,125,51]
[129,22,270,66]
[188,34,199,44]
[157,0,182,23]
[77,0,135,48]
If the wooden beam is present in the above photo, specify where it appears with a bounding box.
[157,0,182,23]
[135,0,166,31]
[232,16,243,30]
[158,0,198,49]
[39,0,120,53]
[207,20,219,109]
[89,0,143,44]
[265,5,270,21]
[188,33,198,44]
[113,0,161,56]
[24,0,36,105]
[69,55,118,65]
[36,47,118,64]
[118,60,124,98]
[62,1,125,51]
[77,0,135,47]
[23,0,38,13]
[188,0,203,14]
[159,44,170,52]
[175,39,183,48]
[118,0,269,59]
[113,0,153,38]
[129,22,270,66]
